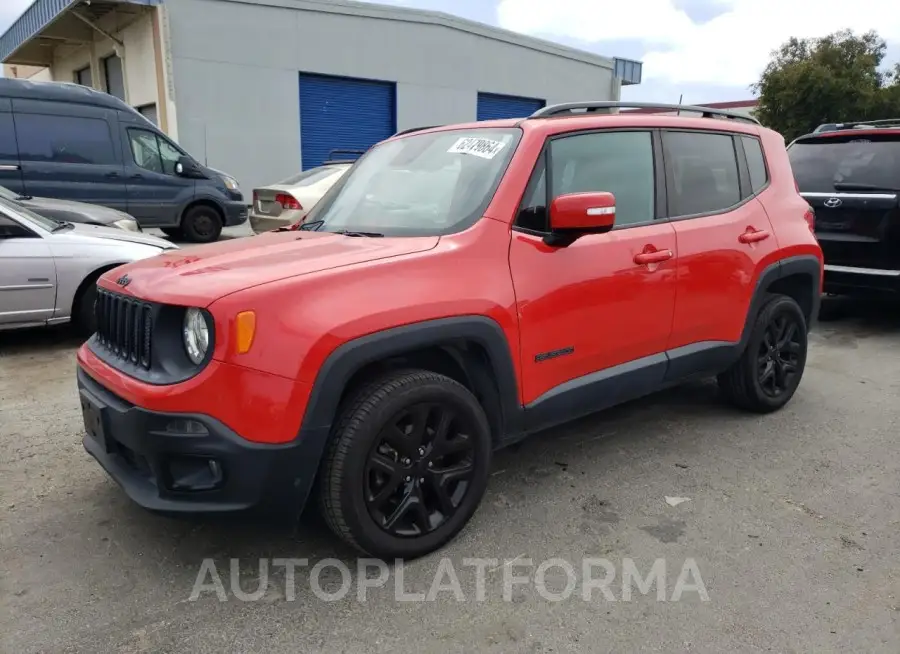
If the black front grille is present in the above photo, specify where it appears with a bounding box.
[95,288,153,369]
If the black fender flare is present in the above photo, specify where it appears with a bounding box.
[739,254,822,351]
[289,316,523,513]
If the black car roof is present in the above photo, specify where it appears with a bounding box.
[0,77,133,113]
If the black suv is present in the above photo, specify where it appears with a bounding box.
[788,118,900,296]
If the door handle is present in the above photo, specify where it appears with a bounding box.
[634,249,673,265]
[104,172,120,178]
[0,164,20,171]
[129,173,143,179]
[739,227,770,244]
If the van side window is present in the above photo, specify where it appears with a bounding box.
[128,129,181,175]
[0,114,17,160]
[15,114,116,165]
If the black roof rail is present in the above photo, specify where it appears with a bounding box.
[813,118,900,133]
[393,125,442,136]
[529,101,761,125]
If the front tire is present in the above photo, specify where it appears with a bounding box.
[180,205,222,243]
[319,370,492,559]
[718,294,808,413]
[74,282,98,338]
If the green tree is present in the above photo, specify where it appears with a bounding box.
[752,30,900,142]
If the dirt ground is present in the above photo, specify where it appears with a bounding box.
[1,297,898,653]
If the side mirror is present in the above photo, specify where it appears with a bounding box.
[545,192,616,246]
[175,156,204,178]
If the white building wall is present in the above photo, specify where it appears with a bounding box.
[163,0,621,191]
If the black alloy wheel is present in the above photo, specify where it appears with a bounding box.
[364,402,476,537]
[319,369,492,559]
[718,293,808,413]
[756,312,802,398]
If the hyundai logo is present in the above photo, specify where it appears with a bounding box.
[115,274,132,288]
[824,197,843,208]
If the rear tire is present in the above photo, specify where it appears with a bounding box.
[319,369,492,560]
[718,294,808,413]
[180,205,222,243]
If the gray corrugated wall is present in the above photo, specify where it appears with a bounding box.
[163,0,617,191]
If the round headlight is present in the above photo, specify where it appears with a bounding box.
[183,308,210,364]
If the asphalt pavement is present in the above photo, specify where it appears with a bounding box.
[1,297,898,653]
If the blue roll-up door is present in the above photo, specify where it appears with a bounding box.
[477,92,546,121]
[298,73,396,170]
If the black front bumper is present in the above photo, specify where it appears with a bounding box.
[78,368,311,515]
[223,200,249,226]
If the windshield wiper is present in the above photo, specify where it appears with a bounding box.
[15,194,33,201]
[50,221,75,233]
[298,219,324,231]
[333,230,385,237]
[833,182,900,193]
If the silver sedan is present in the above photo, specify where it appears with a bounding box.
[0,196,177,334]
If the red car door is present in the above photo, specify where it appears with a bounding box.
[508,130,677,429]
[663,131,781,355]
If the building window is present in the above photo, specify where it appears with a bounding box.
[136,104,159,126]
[14,113,116,165]
[74,66,92,88]
[102,55,125,101]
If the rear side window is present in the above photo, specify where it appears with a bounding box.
[15,114,116,165]
[788,135,900,193]
[665,132,741,217]
[741,136,768,193]
[0,113,17,160]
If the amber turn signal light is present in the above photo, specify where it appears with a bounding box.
[235,311,256,354]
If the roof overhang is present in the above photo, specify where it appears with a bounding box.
[0,0,161,65]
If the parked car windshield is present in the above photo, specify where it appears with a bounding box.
[277,165,346,187]
[788,134,900,193]
[302,128,522,236]
[0,195,60,231]
[0,185,25,202]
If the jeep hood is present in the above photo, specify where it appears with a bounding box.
[100,230,439,305]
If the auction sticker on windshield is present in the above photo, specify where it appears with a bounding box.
[447,137,507,160]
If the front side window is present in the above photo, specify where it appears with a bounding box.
[303,128,522,236]
[15,114,115,165]
[129,129,183,175]
[515,131,655,231]
[788,134,900,193]
[551,131,655,228]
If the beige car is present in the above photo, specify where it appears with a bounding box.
[249,161,352,232]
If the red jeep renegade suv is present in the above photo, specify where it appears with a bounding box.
[77,102,823,559]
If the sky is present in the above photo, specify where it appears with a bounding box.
[2,0,898,103]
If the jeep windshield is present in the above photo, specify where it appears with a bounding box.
[301,128,522,237]
[788,133,900,193]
